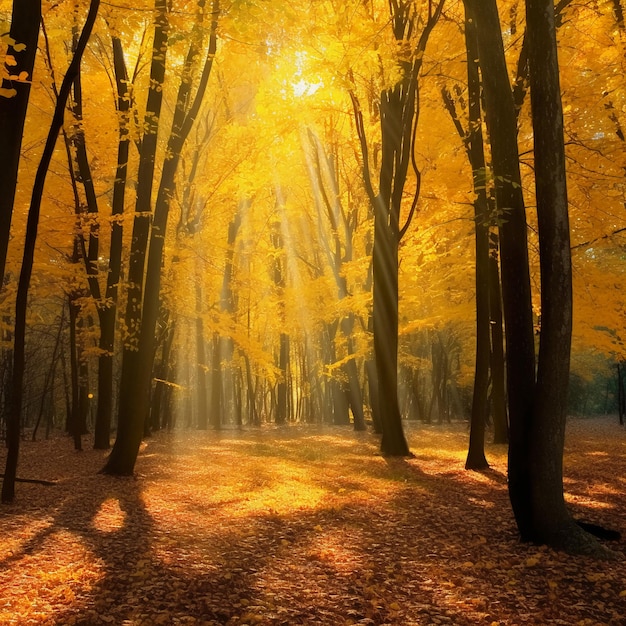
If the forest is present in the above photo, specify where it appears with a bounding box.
[0,0,625,622]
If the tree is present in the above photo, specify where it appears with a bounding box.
[351,0,444,456]
[104,0,219,475]
[0,0,41,286]
[463,0,536,533]
[524,0,603,553]
[305,128,366,431]
[441,7,490,470]
[2,0,100,504]
[92,34,136,449]
[466,0,610,554]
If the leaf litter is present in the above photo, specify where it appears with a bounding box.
[0,416,624,625]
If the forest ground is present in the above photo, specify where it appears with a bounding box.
[0,417,624,626]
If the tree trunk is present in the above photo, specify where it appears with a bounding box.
[351,1,443,455]
[103,0,169,475]
[195,283,209,430]
[107,0,219,474]
[276,333,289,425]
[448,7,490,469]
[149,316,175,432]
[93,35,132,450]
[466,0,536,538]
[525,0,601,554]
[210,333,222,429]
[1,0,99,503]
[0,0,41,285]
[374,95,410,454]
[68,294,83,451]
[32,305,64,441]
[488,232,509,444]
[618,362,625,425]
[343,315,366,431]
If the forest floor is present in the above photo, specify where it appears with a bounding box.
[0,417,625,626]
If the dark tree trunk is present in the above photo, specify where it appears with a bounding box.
[343,315,366,431]
[103,0,169,475]
[1,0,99,503]
[93,307,114,449]
[488,232,509,444]
[466,0,536,539]
[195,283,209,430]
[373,105,409,454]
[365,340,382,433]
[0,0,41,285]
[276,333,289,425]
[618,362,626,425]
[243,353,259,425]
[32,306,64,441]
[106,0,219,475]
[463,7,490,470]
[68,294,83,451]
[351,1,443,456]
[93,36,132,450]
[526,0,602,554]
[150,317,175,432]
[210,333,222,429]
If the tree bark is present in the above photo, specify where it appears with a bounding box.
[0,0,41,286]
[463,7,490,470]
[351,1,443,456]
[465,0,536,538]
[103,0,169,475]
[488,232,509,444]
[93,36,133,450]
[105,0,219,474]
[525,0,602,554]
[2,0,99,503]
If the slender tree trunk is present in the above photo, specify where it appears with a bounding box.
[0,0,41,285]
[373,126,409,454]
[462,7,489,470]
[465,0,536,538]
[243,353,259,425]
[276,333,289,425]
[489,232,509,444]
[150,316,175,432]
[105,0,219,474]
[210,333,222,429]
[351,1,443,455]
[68,293,83,451]
[93,36,132,450]
[103,0,169,475]
[1,0,99,503]
[32,305,64,441]
[618,363,625,425]
[343,315,366,431]
[195,283,209,430]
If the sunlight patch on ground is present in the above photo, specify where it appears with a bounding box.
[0,528,102,623]
[91,497,127,532]
[467,496,496,508]
[564,492,613,510]
[0,515,55,560]
[143,429,419,521]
